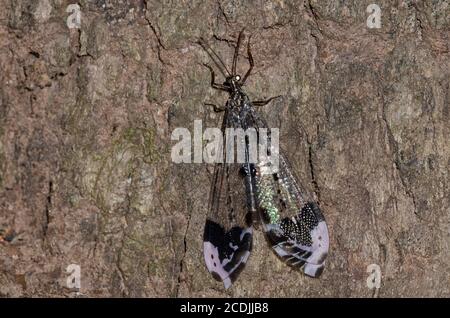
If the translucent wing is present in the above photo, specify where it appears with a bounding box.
[251,110,329,277]
[203,109,255,289]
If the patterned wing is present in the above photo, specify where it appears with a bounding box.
[255,152,329,277]
[203,162,254,289]
[203,110,255,289]
[248,107,329,278]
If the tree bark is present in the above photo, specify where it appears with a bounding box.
[0,0,449,297]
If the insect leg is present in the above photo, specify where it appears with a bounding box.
[253,95,282,106]
[241,35,253,85]
[203,63,228,91]
[232,29,245,75]
[204,103,226,112]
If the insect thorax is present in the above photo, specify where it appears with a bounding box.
[227,90,251,109]
[225,91,253,126]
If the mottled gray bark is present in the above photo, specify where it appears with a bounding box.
[0,0,449,297]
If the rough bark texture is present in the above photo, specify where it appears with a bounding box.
[0,0,449,297]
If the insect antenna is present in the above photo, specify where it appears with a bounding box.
[232,29,245,75]
[198,37,231,78]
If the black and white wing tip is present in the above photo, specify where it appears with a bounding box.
[266,202,329,278]
[303,219,329,277]
[203,220,252,289]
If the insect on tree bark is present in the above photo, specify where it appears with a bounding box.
[199,29,329,289]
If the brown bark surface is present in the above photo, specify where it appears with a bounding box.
[0,0,449,297]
